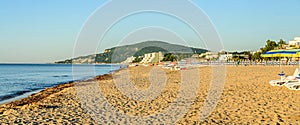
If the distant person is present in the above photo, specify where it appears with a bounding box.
[235,60,239,66]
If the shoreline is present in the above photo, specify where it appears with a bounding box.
[0,66,123,108]
[0,89,43,105]
[0,73,116,117]
[0,82,74,112]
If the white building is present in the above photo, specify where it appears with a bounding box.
[204,52,219,60]
[140,52,163,63]
[121,56,136,64]
[191,54,200,58]
[219,54,233,61]
[288,37,300,46]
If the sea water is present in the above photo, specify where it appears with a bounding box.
[0,64,121,104]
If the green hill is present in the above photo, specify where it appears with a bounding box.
[55,41,207,64]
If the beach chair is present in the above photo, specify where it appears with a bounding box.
[290,84,300,90]
[269,68,299,86]
[284,81,300,90]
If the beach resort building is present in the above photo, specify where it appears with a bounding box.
[121,56,136,64]
[288,37,300,46]
[191,54,200,58]
[204,52,219,60]
[219,54,233,61]
[140,52,163,63]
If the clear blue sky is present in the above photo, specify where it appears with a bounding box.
[0,0,300,63]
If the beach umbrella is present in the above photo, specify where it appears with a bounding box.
[261,49,300,66]
[261,49,300,58]
[261,49,300,78]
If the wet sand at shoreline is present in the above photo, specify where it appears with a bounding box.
[0,65,299,124]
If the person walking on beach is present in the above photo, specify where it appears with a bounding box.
[235,60,239,66]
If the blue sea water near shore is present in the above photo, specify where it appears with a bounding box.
[0,64,122,104]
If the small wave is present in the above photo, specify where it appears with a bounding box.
[52,75,70,78]
[29,88,43,91]
[0,90,32,101]
[62,75,69,77]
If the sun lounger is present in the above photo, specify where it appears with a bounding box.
[284,81,300,90]
[269,77,297,86]
[269,68,299,86]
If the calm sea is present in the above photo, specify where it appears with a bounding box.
[0,64,121,104]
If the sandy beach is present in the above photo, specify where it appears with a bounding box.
[0,65,299,124]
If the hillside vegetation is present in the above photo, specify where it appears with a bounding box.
[55,41,207,64]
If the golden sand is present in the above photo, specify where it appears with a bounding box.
[0,65,299,124]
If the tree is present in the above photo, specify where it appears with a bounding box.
[278,39,286,45]
[162,53,177,62]
[262,40,277,53]
[277,39,286,49]
[252,52,262,61]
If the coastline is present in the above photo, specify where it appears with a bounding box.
[0,65,299,124]
[0,82,74,108]
[0,89,43,105]
[0,63,124,105]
